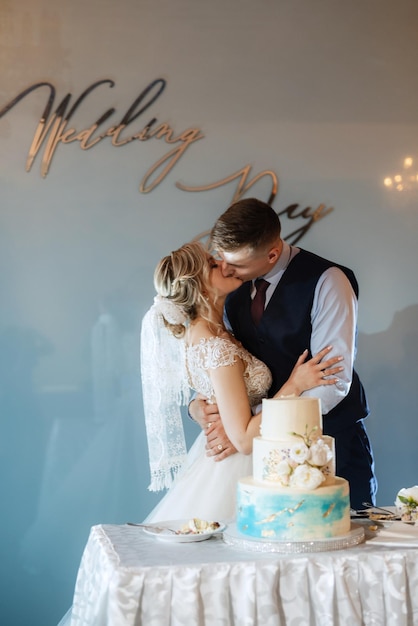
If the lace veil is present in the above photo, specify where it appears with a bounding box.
[140,295,190,491]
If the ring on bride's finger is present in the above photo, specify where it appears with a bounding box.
[207,422,212,428]
[217,444,223,451]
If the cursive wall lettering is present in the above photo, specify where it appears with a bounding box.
[0,78,333,242]
[277,203,334,244]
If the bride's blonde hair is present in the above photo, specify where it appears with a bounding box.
[154,241,222,338]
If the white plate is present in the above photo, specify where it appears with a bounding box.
[142,520,226,543]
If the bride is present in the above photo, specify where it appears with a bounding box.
[141,241,343,523]
[56,241,343,625]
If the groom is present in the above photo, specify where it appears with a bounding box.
[189,197,377,510]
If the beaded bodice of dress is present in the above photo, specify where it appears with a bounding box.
[185,335,272,407]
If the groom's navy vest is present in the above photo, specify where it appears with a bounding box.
[225,249,369,436]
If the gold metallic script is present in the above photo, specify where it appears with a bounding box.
[193,201,332,245]
[0,79,276,197]
[0,79,206,192]
[0,78,333,242]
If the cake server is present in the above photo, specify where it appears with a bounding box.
[349,503,400,520]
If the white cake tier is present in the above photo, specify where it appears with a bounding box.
[253,434,335,486]
[236,476,350,541]
[261,397,322,440]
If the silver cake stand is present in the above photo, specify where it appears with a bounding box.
[223,523,365,554]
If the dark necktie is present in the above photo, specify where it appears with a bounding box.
[251,278,270,326]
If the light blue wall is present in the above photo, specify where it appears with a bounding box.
[1,1,417,624]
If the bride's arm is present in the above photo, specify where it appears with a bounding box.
[208,345,344,456]
[208,360,260,455]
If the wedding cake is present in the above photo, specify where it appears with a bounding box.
[236,397,351,541]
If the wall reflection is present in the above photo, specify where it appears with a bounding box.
[0,298,166,625]
[1,325,53,551]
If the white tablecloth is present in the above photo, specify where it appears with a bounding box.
[70,523,418,626]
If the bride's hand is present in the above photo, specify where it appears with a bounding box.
[205,415,238,461]
[282,346,344,396]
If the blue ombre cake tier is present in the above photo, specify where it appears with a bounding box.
[237,477,350,541]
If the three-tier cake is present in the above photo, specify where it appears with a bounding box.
[236,397,351,541]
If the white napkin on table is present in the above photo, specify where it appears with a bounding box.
[367,521,418,547]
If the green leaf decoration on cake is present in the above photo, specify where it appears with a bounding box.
[289,425,319,447]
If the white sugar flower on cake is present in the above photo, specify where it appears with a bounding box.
[275,459,293,481]
[309,439,333,466]
[395,486,418,523]
[289,442,310,464]
[262,426,333,489]
[289,464,325,490]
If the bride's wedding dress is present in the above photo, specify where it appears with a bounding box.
[57,336,271,625]
[144,335,272,523]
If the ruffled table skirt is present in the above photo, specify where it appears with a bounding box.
[66,523,418,625]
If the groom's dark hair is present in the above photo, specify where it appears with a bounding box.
[210,197,281,252]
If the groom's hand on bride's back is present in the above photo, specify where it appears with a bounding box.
[188,395,214,429]
[189,395,237,461]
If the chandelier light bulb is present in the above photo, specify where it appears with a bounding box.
[383,156,418,197]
